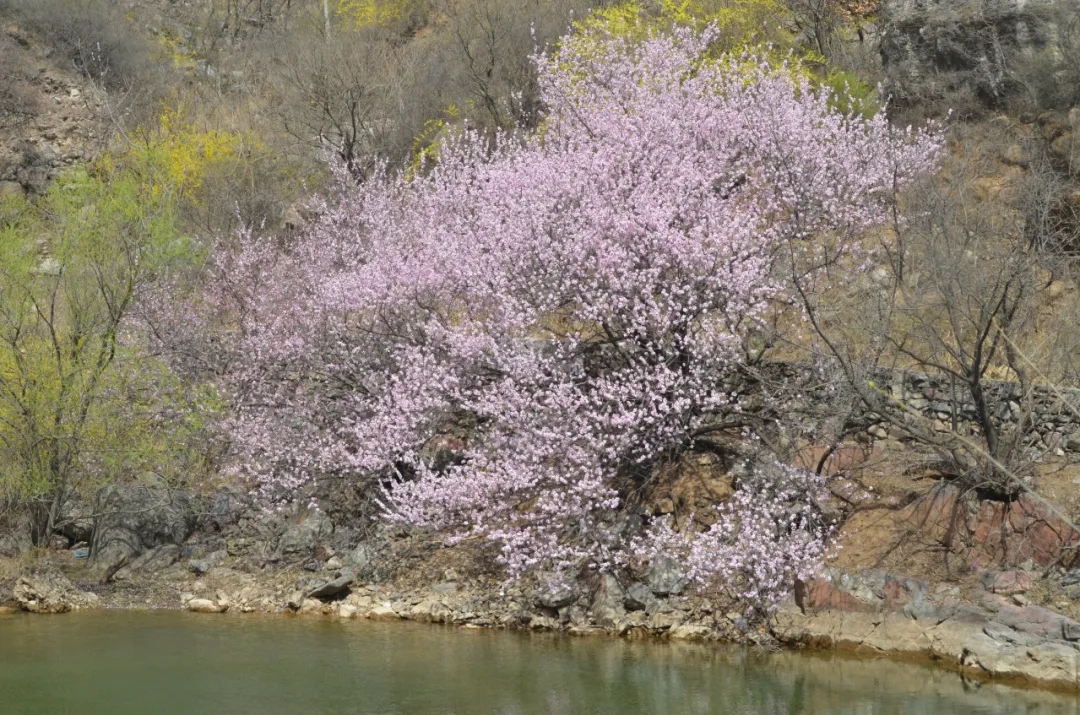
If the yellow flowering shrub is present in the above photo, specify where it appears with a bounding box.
[577,0,792,54]
[337,0,409,28]
[118,105,248,207]
[154,105,241,198]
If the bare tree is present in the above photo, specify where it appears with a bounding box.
[443,0,602,132]
[268,27,411,178]
[888,151,1037,491]
[786,0,842,58]
[258,0,602,178]
[782,124,1069,498]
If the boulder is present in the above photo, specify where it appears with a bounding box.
[344,541,387,581]
[346,543,374,569]
[980,570,1032,595]
[669,623,713,640]
[995,602,1079,640]
[124,544,181,575]
[285,591,305,611]
[410,599,453,623]
[646,555,688,596]
[432,582,458,596]
[409,600,433,621]
[623,583,654,611]
[537,584,575,610]
[208,487,246,530]
[188,549,228,576]
[17,165,49,195]
[186,598,226,614]
[368,604,400,621]
[589,574,626,627]
[306,570,354,600]
[299,598,326,614]
[0,527,31,558]
[529,614,557,630]
[91,485,198,568]
[647,609,686,631]
[276,511,333,559]
[13,570,99,613]
[57,497,94,544]
[401,595,453,624]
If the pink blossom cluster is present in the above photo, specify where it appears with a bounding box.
[638,463,834,614]
[213,26,941,594]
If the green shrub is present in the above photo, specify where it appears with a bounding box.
[0,164,220,545]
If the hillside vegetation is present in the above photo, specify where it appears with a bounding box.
[0,0,1079,626]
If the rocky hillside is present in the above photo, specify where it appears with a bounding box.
[0,23,105,198]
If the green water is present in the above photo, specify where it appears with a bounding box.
[1,611,1078,715]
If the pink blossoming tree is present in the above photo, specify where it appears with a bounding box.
[639,461,833,614]
[210,25,941,609]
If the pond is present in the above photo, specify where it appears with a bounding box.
[1,611,1079,714]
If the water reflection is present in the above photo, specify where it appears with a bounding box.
[0,611,1077,714]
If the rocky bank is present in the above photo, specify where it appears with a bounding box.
[6,475,1080,694]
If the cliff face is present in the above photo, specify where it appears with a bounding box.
[881,0,1080,109]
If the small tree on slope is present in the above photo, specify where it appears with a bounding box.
[215,26,941,609]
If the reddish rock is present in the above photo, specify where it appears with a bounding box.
[901,485,1080,569]
[971,501,1006,548]
[979,570,1032,595]
[904,484,966,545]
[882,577,907,609]
[972,494,1080,567]
[794,578,876,614]
[793,443,878,476]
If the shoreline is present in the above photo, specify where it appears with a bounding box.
[7,558,1080,696]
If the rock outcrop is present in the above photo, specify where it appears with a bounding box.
[777,568,1080,689]
[907,484,1080,568]
[0,527,31,558]
[880,0,1080,108]
[274,511,333,561]
[91,485,199,567]
[306,570,354,600]
[12,569,99,613]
